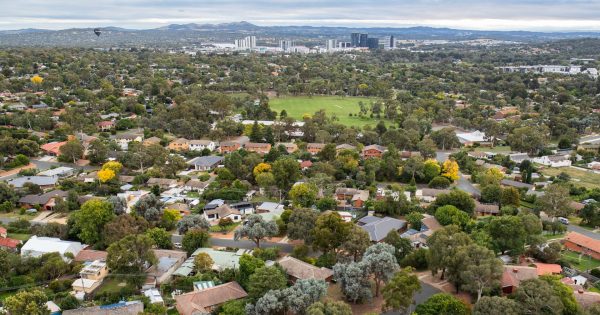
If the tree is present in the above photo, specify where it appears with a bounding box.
[363,243,399,297]
[247,279,328,315]
[341,225,371,261]
[431,190,475,215]
[253,162,271,178]
[514,278,564,315]
[132,194,163,222]
[239,254,265,288]
[248,266,287,300]
[333,261,372,303]
[4,288,50,315]
[102,214,149,245]
[434,205,470,229]
[182,229,210,255]
[272,157,301,192]
[30,75,44,85]
[417,138,437,159]
[194,252,214,273]
[88,139,108,164]
[423,159,441,182]
[287,208,319,243]
[535,184,574,218]
[58,140,83,163]
[97,168,116,183]
[307,300,352,315]
[382,267,421,313]
[414,293,470,315]
[220,300,247,315]
[427,226,472,280]
[500,187,520,207]
[102,161,123,173]
[234,214,278,248]
[430,128,461,150]
[441,159,459,182]
[487,215,526,254]
[71,199,115,244]
[383,230,414,263]
[406,211,424,230]
[107,234,156,274]
[177,214,210,234]
[289,183,318,207]
[312,212,351,254]
[540,274,580,315]
[145,227,172,249]
[318,143,337,161]
[507,126,548,155]
[454,244,503,301]
[473,296,519,315]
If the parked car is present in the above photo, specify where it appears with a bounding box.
[558,217,569,225]
[174,242,182,249]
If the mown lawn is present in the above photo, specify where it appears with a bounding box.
[269,96,386,127]
[541,167,600,189]
[473,146,512,154]
[7,233,31,241]
[543,232,565,240]
[95,277,128,295]
[562,250,600,271]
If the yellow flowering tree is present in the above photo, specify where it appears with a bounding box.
[97,168,116,183]
[30,75,43,85]
[102,161,123,174]
[253,163,271,178]
[441,159,460,182]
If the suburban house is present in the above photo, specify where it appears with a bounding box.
[362,144,387,159]
[245,142,272,155]
[97,120,115,131]
[145,249,187,288]
[533,263,562,276]
[276,142,298,153]
[501,265,538,294]
[144,288,164,304]
[415,188,450,203]
[21,236,85,261]
[573,290,600,310]
[401,214,442,247]
[115,133,143,150]
[72,260,108,294]
[277,256,334,282]
[256,202,284,213]
[204,204,242,222]
[175,282,248,315]
[8,176,58,189]
[38,166,75,178]
[186,155,224,171]
[220,141,241,154]
[588,161,600,170]
[117,190,150,214]
[358,216,407,242]
[532,155,572,167]
[578,135,600,151]
[336,144,356,153]
[335,187,369,209]
[501,179,534,190]
[0,236,21,252]
[456,130,490,146]
[168,138,190,151]
[300,160,313,170]
[40,141,66,156]
[74,249,108,263]
[563,232,600,260]
[475,201,500,216]
[509,153,530,164]
[19,190,68,210]
[307,143,326,155]
[147,178,179,189]
[174,248,251,276]
[230,202,255,215]
[184,180,209,193]
[189,140,217,152]
[63,301,143,315]
[143,136,162,146]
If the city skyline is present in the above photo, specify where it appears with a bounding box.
[3,0,600,31]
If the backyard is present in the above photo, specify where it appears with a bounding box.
[541,167,600,189]
[268,96,386,127]
[562,250,600,271]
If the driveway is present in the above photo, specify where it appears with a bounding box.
[435,151,480,196]
[568,224,600,241]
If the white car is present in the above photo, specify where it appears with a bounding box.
[174,242,182,249]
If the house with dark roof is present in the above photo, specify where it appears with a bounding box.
[204,204,242,222]
[276,142,298,153]
[9,176,59,189]
[501,179,534,190]
[186,156,224,171]
[358,216,407,242]
[175,282,248,315]
[335,187,369,209]
[19,190,68,210]
[475,201,500,216]
[277,256,334,282]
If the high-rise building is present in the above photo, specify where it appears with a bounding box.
[339,42,351,48]
[367,37,379,49]
[279,40,294,51]
[351,33,361,47]
[380,36,395,49]
[359,33,369,47]
[326,39,338,51]
[235,36,256,50]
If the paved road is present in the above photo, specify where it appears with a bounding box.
[0,158,98,181]
[171,234,295,252]
[435,151,480,196]
[568,224,600,240]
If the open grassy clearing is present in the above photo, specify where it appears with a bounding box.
[473,146,512,154]
[269,96,388,127]
[562,250,600,271]
[540,167,600,189]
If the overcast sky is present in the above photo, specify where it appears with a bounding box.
[2,0,600,31]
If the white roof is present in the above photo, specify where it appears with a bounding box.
[21,236,84,257]
[144,288,164,304]
[456,130,487,143]
[38,167,74,177]
[72,278,99,289]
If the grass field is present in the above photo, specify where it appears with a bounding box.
[473,146,512,154]
[541,167,600,189]
[562,250,600,271]
[269,96,385,127]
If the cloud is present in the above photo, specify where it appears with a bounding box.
[1,0,600,31]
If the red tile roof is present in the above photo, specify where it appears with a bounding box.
[534,263,562,276]
[565,232,600,254]
[0,237,21,249]
[40,141,66,155]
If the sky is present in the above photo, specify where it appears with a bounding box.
[2,0,600,31]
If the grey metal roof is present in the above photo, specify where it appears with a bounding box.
[186,155,224,167]
[359,216,407,242]
[8,176,58,188]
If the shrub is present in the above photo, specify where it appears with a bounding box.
[428,176,451,189]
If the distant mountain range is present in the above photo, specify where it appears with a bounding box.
[1,21,600,47]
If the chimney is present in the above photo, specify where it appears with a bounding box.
[578,289,584,294]
[512,268,519,273]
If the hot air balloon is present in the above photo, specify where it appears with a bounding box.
[93,28,101,37]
